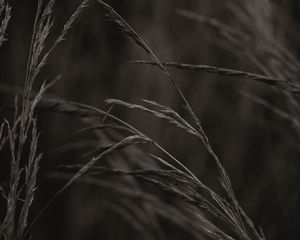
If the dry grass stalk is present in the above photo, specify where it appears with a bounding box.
[48,171,235,240]
[132,60,300,93]
[4,1,296,239]
[178,1,300,143]
[0,0,11,47]
[0,82,264,239]
[97,0,203,135]
[96,2,266,239]
[0,0,90,239]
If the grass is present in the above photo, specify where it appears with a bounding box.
[0,0,299,239]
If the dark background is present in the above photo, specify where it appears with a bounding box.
[0,0,300,239]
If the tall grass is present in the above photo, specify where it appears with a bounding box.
[0,0,89,239]
[0,0,299,239]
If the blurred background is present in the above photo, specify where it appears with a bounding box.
[0,0,300,239]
